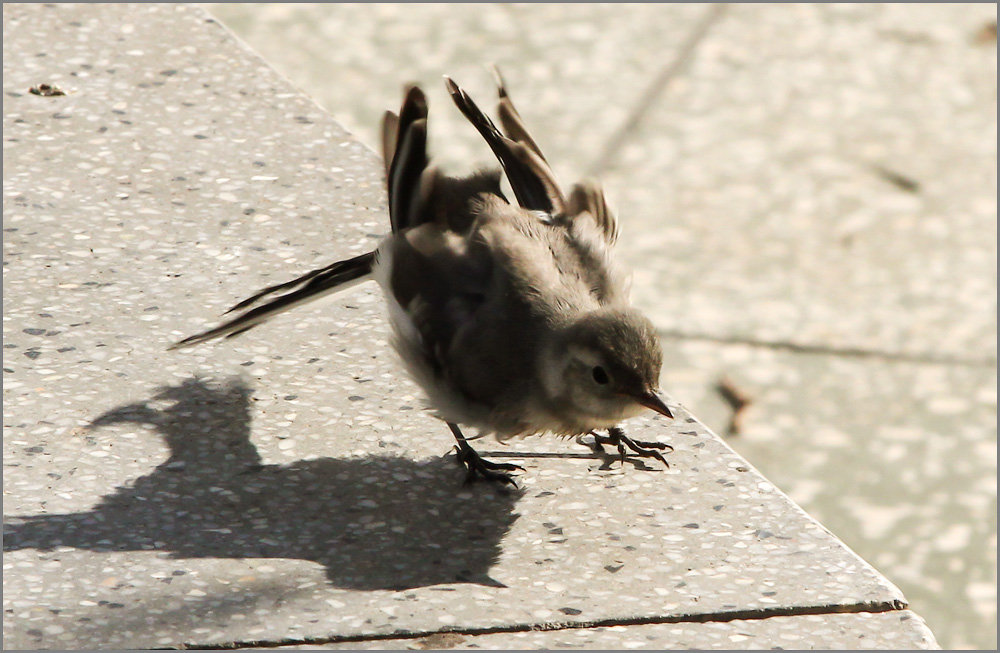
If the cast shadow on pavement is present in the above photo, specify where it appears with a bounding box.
[3,377,522,590]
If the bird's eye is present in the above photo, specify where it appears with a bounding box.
[592,366,610,385]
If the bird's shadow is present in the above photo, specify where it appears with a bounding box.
[3,378,522,590]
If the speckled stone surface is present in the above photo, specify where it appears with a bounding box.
[209,3,997,649]
[4,3,937,650]
[294,610,938,650]
[657,338,996,650]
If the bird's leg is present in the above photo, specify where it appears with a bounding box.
[448,422,523,486]
[592,426,673,468]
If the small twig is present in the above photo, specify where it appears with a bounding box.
[869,163,920,194]
[715,375,753,436]
[973,20,997,46]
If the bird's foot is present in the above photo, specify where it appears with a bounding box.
[454,440,523,487]
[588,426,673,468]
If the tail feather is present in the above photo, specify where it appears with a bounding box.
[170,251,376,350]
[224,251,365,316]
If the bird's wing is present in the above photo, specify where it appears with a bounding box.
[490,69,620,248]
[386,194,627,419]
[384,86,430,234]
[563,179,619,246]
[447,74,627,312]
[446,77,564,215]
[477,203,628,311]
[558,205,629,306]
[492,66,549,165]
[385,218,494,375]
[432,200,630,413]
[391,204,553,414]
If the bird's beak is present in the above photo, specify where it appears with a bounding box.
[637,390,674,419]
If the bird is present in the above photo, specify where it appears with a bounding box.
[171,70,675,486]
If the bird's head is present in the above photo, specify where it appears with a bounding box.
[539,308,673,428]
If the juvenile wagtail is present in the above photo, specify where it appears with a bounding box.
[172,71,675,485]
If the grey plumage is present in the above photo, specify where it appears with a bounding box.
[172,72,674,484]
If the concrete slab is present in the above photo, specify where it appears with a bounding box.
[3,3,932,650]
[292,610,938,650]
[657,338,997,650]
[603,3,998,363]
[205,5,997,648]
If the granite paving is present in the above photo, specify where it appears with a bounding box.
[2,3,949,650]
[657,337,997,650]
[208,3,998,648]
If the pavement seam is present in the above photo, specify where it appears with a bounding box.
[587,3,727,176]
[181,599,907,650]
[657,329,997,368]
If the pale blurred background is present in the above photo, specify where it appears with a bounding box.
[205,4,996,648]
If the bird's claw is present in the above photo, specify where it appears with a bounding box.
[454,443,523,487]
[588,426,673,469]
